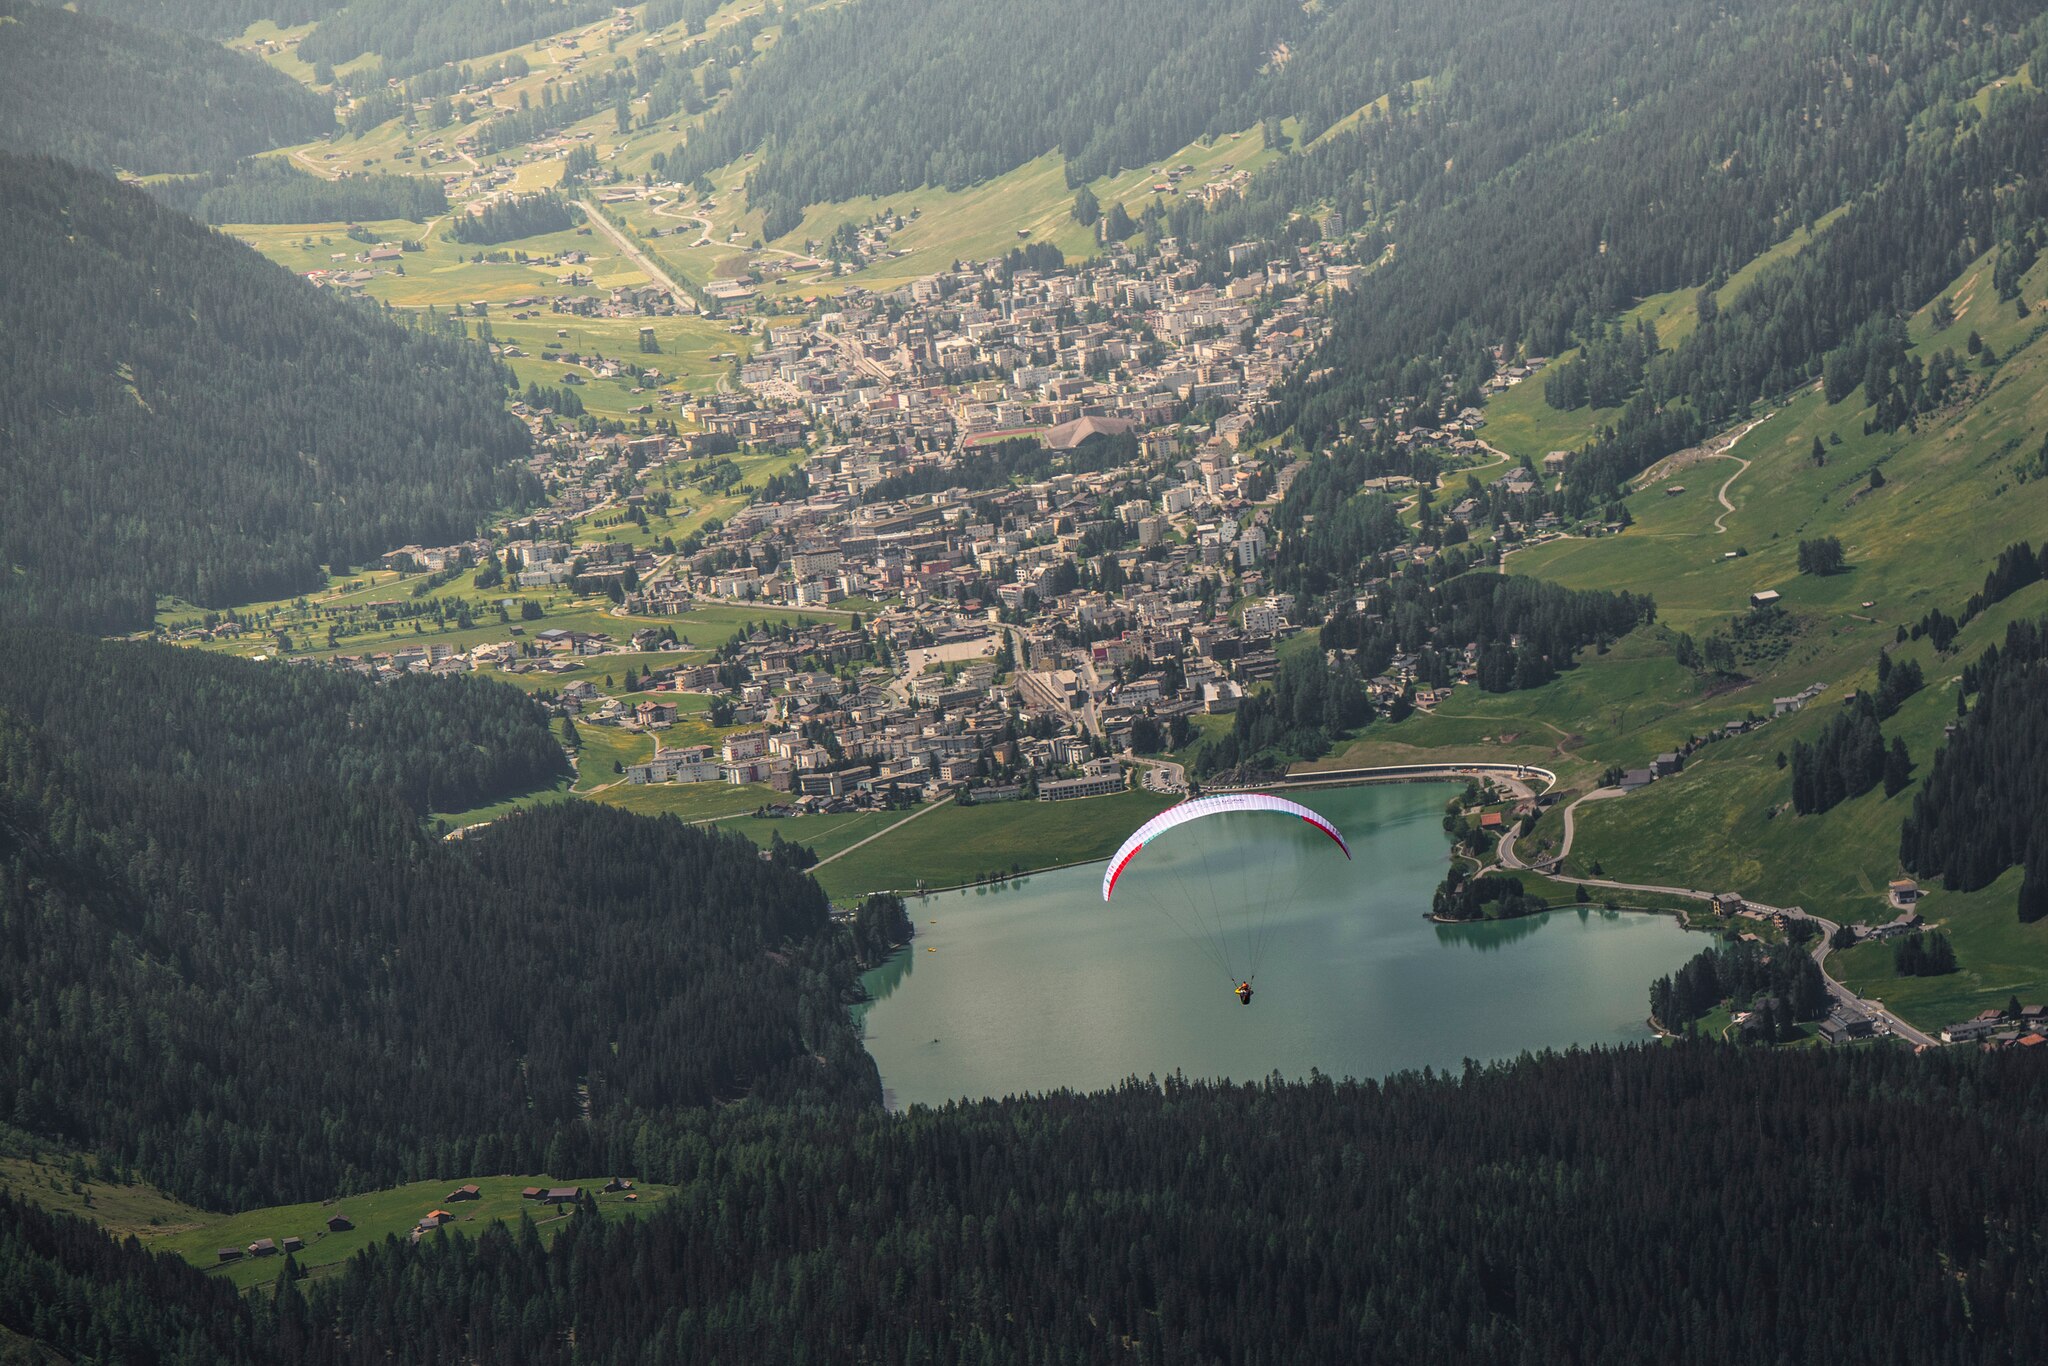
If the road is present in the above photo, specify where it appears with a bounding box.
[1495,786,1941,1048]
[577,198,696,309]
[1708,416,1770,532]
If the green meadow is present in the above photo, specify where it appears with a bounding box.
[810,789,1177,899]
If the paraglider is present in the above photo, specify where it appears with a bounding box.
[1102,793,1352,994]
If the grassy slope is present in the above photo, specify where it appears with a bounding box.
[154,1174,670,1291]
[1480,206,1851,461]
[1470,245,2048,1025]
[0,1131,667,1295]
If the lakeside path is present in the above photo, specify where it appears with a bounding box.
[1497,789,1939,1048]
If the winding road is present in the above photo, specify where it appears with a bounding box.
[1496,785,1939,1047]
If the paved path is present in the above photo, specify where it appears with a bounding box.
[811,795,954,870]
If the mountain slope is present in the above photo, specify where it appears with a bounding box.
[0,154,533,631]
[0,0,332,173]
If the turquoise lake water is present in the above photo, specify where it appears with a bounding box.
[858,783,1703,1108]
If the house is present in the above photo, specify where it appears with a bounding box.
[601,1177,634,1193]
[1887,879,1920,907]
[1651,752,1683,777]
[1617,768,1655,791]
[1713,893,1746,915]
[543,1186,581,1205]
[1942,1012,2011,1043]
[521,1187,544,1201]
[218,1247,243,1263]
[248,1239,278,1257]
[1750,590,1782,609]
[1868,910,1924,940]
[326,1213,353,1232]
[281,1236,305,1254]
[447,1184,481,1202]
[1477,811,1504,830]
[1818,1016,1875,1045]
[634,699,679,727]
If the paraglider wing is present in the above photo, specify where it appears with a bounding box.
[1101,793,1350,902]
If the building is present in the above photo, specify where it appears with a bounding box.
[722,731,769,762]
[1039,771,1125,801]
[1942,1012,2011,1044]
[1750,590,1782,609]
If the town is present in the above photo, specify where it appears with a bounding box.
[243,214,1560,818]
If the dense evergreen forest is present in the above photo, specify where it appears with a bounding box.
[15,1047,2048,1361]
[0,0,332,173]
[450,190,576,245]
[1902,613,2048,913]
[151,157,447,224]
[0,633,880,1209]
[0,154,533,631]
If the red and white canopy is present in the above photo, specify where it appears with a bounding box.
[1101,793,1351,901]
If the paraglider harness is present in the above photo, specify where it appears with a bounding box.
[1235,980,1254,1006]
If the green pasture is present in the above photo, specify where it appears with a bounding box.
[153,1173,669,1291]
[811,788,1176,899]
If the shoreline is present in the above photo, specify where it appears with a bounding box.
[848,767,1508,901]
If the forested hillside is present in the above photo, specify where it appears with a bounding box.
[670,0,1304,235]
[295,0,611,78]
[70,0,334,38]
[0,633,877,1209]
[1257,0,2045,585]
[13,1047,2048,1361]
[0,0,332,173]
[0,154,533,632]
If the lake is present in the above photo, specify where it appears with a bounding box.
[857,782,1704,1108]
